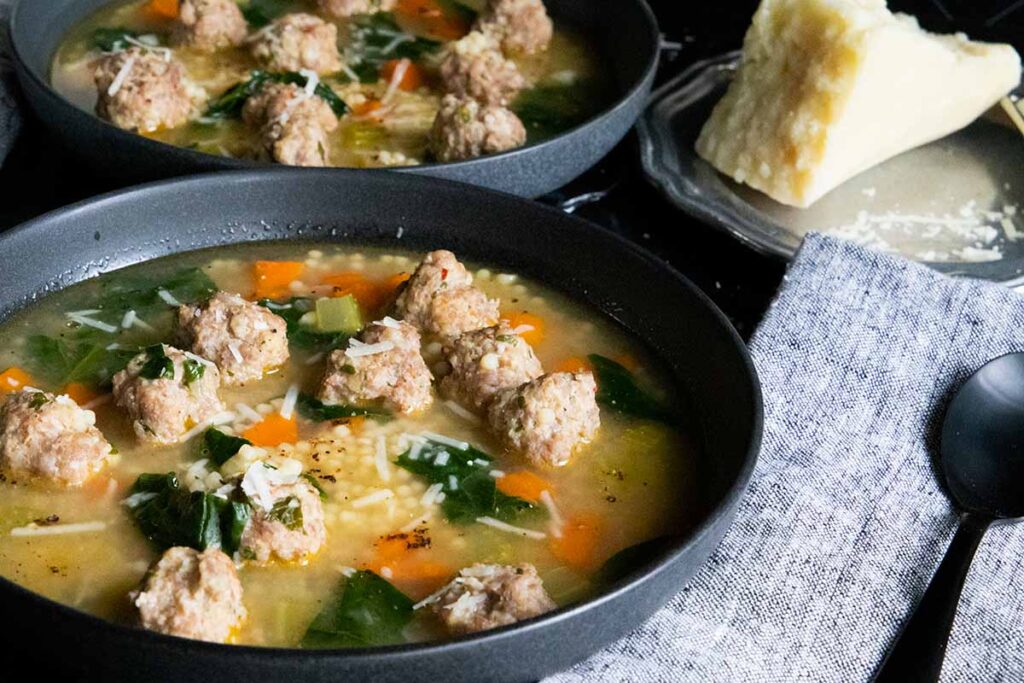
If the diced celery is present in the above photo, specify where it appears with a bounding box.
[315,295,362,334]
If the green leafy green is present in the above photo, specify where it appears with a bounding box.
[588,354,671,423]
[259,298,350,352]
[125,473,251,554]
[92,27,141,52]
[512,81,609,141]
[267,496,303,530]
[24,335,138,388]
[303,473,328,500]
[138,345,175,381]
[297,393,392,422]
[206,71,348,119]
[182,358,205,386]
[239,0,292,27]
[301,570,414,648]
[396,440,538,524]
[202,428,252,467]
[28,392,52,410]
[94,267,217,322]
[346,13,441,83]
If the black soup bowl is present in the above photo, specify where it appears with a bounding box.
[10,0,659,197]
[0,170,761,681]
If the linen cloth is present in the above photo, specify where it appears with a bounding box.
[550,233,1024,682]
[0,0,21,167]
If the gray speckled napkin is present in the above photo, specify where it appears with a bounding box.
[0,0,21,167]
[549,233,1024,682]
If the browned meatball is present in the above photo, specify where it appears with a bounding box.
[173,0,248,52]
[318,320,433,414]
[248,13,342,75]
[94,48,205,132]
[242,82,339,167]
[475,0,553,55]
[487,371,600,466]
[439,31,525,106]
[0,390,113,487]
[394,250,499,338]
[430,94,526,162]
[431,563,555,634]
[317,0,396,19]
[133,547,245,642]
[440,325,543,411]
[112,345,224,445]
[177,291,290,385]
[239,477,326,564]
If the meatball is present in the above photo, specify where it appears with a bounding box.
[177,291,290,385]
[317,0,396,19]
[173,0,248,52]
[439,31,525,106]
[318,320,433,414]
[475,0,553,55]
[394,250,499,337]
[94,48,205,133]
[0,390,113,487]
[112,345,225,445]
[431,563,555,634]
[239,477,326,564]
[430,94,526,162]
[440,325,543,411]
[487,372,600,466]
[248,13,342,75]
[242,82,339,166]
[133,547,245,643]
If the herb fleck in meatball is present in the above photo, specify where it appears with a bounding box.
[431,563,555,634]
[248,13,343,75]
[173,0,248,52]
[441,324,543,411]
[0,390,113,487]
[133,547,245,642]
[112,344,224,445]
[239,476,327,564]
[439,31,525,106]
[177,291,289,385]
[94,48,205,133]
[242,82,339,167]
[430,94,526,162]
[488,371,600,466]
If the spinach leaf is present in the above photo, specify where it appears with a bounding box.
[512,81,608,140]
[302,472,328,500]
[396,440,537,524]
[301,570,414,648]
[95,267,216,322]
[202,428,251,466]
[259,298,350,352]
[125,473,251,554]
[24,335,138,388]
[138,345,175,381]
[267,496,303,530]
[240,0,291,28]
[346,13,441,83]
[297,393,392,422]
[92,27,141,52]
[206,71,348,119]
[182,358,205,386]
[587,354,671,423]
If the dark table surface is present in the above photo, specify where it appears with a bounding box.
[2,0,1019,339]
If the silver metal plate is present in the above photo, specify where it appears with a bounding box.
[639,52,1024,284]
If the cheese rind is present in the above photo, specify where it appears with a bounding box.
[695,0,1022,208]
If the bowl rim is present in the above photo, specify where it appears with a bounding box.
[0,168,762,662]
[9,0,661,175]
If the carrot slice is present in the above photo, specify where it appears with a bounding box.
[395,0,469,41]
[351,99,383,116]
[63,382,100,406]
[553,356,592,374]
[362,532,453,599]
[0,367,35,394]
[380,59,425,91]
[253,261,304,300]
[550,513,603,572]
[242,413,298,447]
[145,0,180,20]
[502,311,545,347]
[495,470,552,503]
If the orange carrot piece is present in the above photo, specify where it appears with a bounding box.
[395,0,468,41]
[496,470,552,503]
[362,532,453,599]
[351,99,383,116]
[502,311,545,347]
[146,0,180,20]
[242,413,298,447]
[550,513,603,572]
[380,59,425,91]
[321,271,381,311]
[345,415,366,435]
[63,382,100,406]
[253,261,304,300]
[0,367,35,394]
[553,357,592,374]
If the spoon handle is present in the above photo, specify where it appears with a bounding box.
[872,511,992,683]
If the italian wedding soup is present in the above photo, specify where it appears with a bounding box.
[0,244,698,646]
[50,0,613,167]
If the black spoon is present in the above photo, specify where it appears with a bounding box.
[873,352,1024,682]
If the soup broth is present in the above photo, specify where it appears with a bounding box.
[0,243,698,647]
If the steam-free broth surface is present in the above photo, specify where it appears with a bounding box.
[0,243,698,647]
